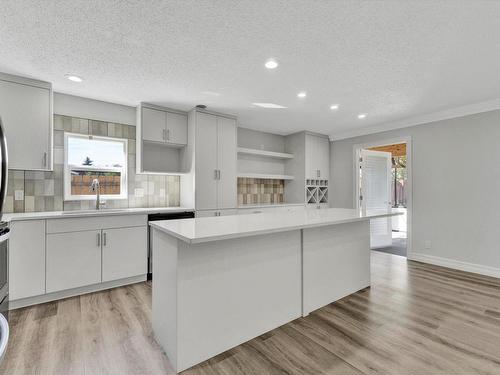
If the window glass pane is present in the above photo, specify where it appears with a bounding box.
[70,170,121,196]
[67,136,126,168]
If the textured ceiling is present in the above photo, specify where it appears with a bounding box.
[2,1,500,138]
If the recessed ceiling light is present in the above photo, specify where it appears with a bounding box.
[358,113,367,119]
[330,104,339,110]
[65,74,83,82]
[252,102,287,109]
[265,59,278,69]
[297,92,307,98]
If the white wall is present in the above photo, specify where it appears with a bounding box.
[54,93,136,125]
[331,109,500,277]
[237,127,286,153]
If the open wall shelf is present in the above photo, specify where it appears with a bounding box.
[237,147,294,159]
[237,173,295,180]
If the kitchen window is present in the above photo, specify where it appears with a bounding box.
[64,133,128,200]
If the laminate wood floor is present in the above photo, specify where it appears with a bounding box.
[1,251,499,375]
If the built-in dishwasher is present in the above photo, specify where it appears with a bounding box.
[148,211,195,279]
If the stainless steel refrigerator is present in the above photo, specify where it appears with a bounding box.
[0,117,9,361]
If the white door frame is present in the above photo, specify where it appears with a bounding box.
[352,136,413,259]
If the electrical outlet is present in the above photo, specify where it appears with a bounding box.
[424,240,431,250]
[14,190,24,201]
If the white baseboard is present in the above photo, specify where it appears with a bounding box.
[409,253,500,279]
[10,274,147,310]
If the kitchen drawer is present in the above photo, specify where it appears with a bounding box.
[46,214,147,234]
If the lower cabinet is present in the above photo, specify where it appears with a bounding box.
[102,226,147,282]
[9,220,46,300]
[10,214,149,306]
[46,230,102,293]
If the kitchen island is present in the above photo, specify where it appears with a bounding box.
[150,208,399,372]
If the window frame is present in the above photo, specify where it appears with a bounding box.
[63,132,128,201]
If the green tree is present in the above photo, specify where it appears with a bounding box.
[82,156,93,166]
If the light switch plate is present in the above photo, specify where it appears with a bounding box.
[14,190,24,201]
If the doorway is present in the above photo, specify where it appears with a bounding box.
[354,138,412,258]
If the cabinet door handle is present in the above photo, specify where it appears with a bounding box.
[43,152,47,168]
[162,129,166,141]
[217,169,221,180]
[167,129,170,141]
[97,232,101,247]
[214,169,218,180]
[103,232,107,246]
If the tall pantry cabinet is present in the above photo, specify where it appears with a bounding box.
[284,131,330,208]
[182,110,237,216]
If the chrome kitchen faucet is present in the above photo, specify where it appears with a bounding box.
[90,178,106,210]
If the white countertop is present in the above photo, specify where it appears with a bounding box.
[150,208,401,244]
[3,206,194,222]
[237,203,305,209]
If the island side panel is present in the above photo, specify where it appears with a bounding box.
[152,228,179,370]
[302,220,370,316]
[176,230,302,372]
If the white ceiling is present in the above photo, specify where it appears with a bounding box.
[2,1,500,138]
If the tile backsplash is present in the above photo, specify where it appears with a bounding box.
[237,178,284,205]
[4,115,180,213]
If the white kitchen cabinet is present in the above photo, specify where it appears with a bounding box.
[196,209,238,217]
[195,111,237,211]
[0,73,52,170]
[102,226,147,282]
[167,111,188,145]
[217,116,237,209]
[142,107,167,143]
[284,132,330,207]
[137,104,188,174]
[46,230,102,293]
[305,134,330,180]
[141,105,187,146]
[9,220,46,300]
[316,136,330,180]
[195,112,218,210]
[9,214,149,308]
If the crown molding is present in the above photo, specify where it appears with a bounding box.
[330,97,500,141]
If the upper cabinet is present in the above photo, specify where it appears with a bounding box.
[167,111,188,145]
[305,134,330,180]
[136,103,188,174]
[141,106,187,146]
[142,107,167,143]
[0,73,53,170]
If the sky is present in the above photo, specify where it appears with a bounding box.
[67,136,126,168]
